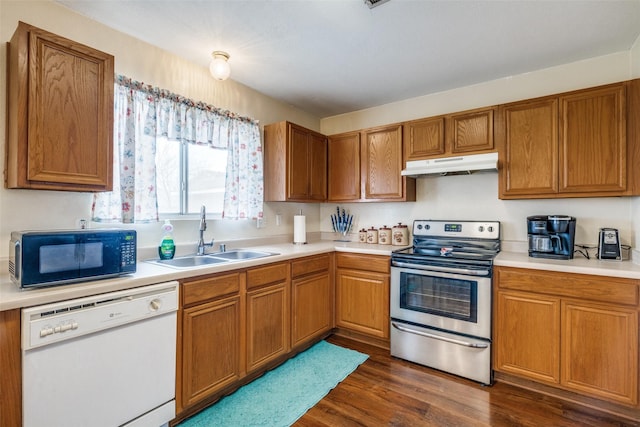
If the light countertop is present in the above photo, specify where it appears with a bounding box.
[495,251,640,279]
[4,240,640,312]
[0,240,406,311]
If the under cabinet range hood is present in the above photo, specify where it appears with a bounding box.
[401,152,498,177]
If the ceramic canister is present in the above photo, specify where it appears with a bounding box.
[378,226,391,245]
[392,223,409,246]
[366,227,378,244]
[359,228,367,243]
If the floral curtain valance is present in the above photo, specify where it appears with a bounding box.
[92,75,263,223]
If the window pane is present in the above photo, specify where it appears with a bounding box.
[187,143,227,214]
[156,137,181,214]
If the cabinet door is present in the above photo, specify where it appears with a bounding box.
[361,124,404,200]
[7,22,114,191]
[446,107,495,154]
[335,268,389,339]
[181,295,242,408]
[288,124,312,200]
[0,309,22,427]
[494,291,560,384]
[403,117,445,160]
[247,282,290,372]
[559,85,626,194]
[498,98,558,197]
[291,271,332,348]
[328,131,361,201]
[308,132,327,201]
[561,300,638,405]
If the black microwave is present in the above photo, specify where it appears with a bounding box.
[9,229,137,289]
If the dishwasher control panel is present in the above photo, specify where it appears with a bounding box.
[22,281,179,350]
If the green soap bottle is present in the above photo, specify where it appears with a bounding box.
[158,219,176,260]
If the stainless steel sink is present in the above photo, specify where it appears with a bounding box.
[147,249,278,269]
[208,249,276,261]
[148,255,229,269]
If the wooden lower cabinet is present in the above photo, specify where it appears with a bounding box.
[178,272,243,412]
[181,295,242,408]
[494,266,639,408]
[335,253,390,340]
[0,309,22,427]
[291,254,333,349]
[495,291,560,384]
[561,300,638,405]
[246,263,290,373]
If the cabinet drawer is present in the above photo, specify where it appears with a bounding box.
[291,254,330,278]
[336,253,389,273]
[182,272,241,306]
[496,267,639,306]
[247,262,289,290]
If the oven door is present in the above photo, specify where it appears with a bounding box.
[390,265,491,339]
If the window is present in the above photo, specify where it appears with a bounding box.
[91,75,263,224]
[156,137,228,216]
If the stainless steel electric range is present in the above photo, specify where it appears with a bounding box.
[390,219,500,385]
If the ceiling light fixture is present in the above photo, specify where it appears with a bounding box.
[209,51,231,81]
[364,0,390,9]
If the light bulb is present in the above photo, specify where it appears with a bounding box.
[209,51,231,81]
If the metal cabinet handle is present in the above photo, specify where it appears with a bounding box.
[391,261,490,276]
[391,322,489,349]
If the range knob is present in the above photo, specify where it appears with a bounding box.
[488,226,494,232]
[478,226,485,232]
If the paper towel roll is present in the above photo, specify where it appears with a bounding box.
[293,215,306,244]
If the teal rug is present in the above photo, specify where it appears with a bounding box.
[178,340,368,427]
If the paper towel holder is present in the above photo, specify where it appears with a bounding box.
[293,210,307,245]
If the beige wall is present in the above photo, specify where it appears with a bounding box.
[0,0,322,257]
[1,0,638,259]
[319,50,637,249]
[630,33,640,250]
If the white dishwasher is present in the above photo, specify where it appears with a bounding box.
[21,281,179,427]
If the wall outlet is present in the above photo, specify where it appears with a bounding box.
[256,217,266,229]
[75,218,87,229]
[275,214,282,226]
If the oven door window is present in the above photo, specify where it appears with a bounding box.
[399,271,477,323]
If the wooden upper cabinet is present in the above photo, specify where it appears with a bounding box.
[361,124,415,201]
[328,131,361,202]
[498,81,636,199]
[308,132,328,200]
[499,98,559,197]
[403,107,495,162]
[559,85,626,194]
[329,125,415,202]
[362,124,402,200]
[446,107,495,154]
[264,121,327,202]
[404,117,445,161]
[6,22,114,191]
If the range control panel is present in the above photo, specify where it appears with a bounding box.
[413,220,500,240]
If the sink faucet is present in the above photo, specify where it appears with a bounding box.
[197,205,214,255]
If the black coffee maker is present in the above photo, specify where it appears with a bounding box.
[527,215,576,260]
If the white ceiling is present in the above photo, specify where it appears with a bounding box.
[56,0,640,118]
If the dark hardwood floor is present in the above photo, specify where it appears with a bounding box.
[295,335,639,427]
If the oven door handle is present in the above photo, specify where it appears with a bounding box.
[391,322,489,349]
[391,261,490,276]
